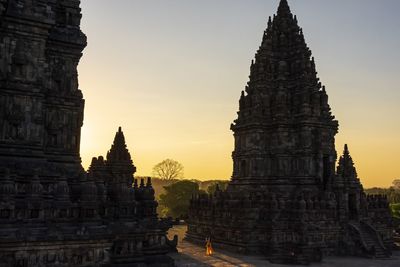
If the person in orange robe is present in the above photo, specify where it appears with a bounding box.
[205,237,213,256]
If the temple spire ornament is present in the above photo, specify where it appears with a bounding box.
[277,0,291,16]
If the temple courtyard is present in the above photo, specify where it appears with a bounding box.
[168,225,400,267]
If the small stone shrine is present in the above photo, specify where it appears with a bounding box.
[0,1,175,266]
[186,0,393,264]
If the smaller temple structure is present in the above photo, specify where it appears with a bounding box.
[87,127,177,266]
[0,127,176,266]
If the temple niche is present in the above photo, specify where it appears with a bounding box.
[186,0,393,264]
[0,1,175,266]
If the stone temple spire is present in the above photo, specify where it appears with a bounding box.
[337,144,358,179]
[107,127,131,162]
[229,0,338,188]
[234,0,335,125]
[106,127,136,174]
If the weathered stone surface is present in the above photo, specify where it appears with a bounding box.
[186,0,393,264]
[0,1,175,266]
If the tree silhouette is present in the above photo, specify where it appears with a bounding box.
[159,180,202,219]
[152,159,184,180]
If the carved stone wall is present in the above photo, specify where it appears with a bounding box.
[0,1,175,266]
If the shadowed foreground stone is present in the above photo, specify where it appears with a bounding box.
[186,0,393,264]
[0,1,175,266]
[170,225,400,267]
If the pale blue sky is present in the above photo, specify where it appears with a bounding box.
[78,0,400,187]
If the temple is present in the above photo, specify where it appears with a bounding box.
[0,1,175,266]
[186,0,393,264]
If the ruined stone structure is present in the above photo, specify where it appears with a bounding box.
[0,1,175,266]
[187,0,393,264]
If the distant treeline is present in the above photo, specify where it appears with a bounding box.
[140,177,400,204]
[136,176,229,199]
[365,187,400,204]
[141,177,400,204]
[135,177,229,218]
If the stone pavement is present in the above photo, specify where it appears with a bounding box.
[168,225,400,267]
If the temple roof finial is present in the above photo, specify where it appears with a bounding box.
[277,0,291,16]
[344,144,349,154]
[146,177,152,187]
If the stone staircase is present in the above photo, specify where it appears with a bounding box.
[350,221,390,259]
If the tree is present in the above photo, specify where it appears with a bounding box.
[152,159,184,180]
[390,203,400,219]
[393,179,400,190]
[391,203,400,233]
[158,180,204,219]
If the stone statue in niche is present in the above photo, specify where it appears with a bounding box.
[281,158,290,175]
[10,40,27,79]
[4,98,25,140]
[278,131,291,149]
[46,109,69,148]
[64,58,79,93]
[235,135,241,150]
[51,58,65,92]
[22,98,42,143]
[10,39,37,81]
[0,38,10,79]
[0,1,6,15]
[303,157,310,175]
[31,102,43,138]
[247,133,261,149]
[301,128,312,148]
[52,57,79,93]
[22,0,35,15]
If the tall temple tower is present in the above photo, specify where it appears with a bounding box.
[0,0,86,176]
[187,0,393,263]
[0,1,175,266]
[230,0,338,192]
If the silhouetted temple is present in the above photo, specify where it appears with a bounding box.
[187,0,393,264]
[0,1,174,266]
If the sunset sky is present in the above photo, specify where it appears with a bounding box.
[78,0,400,188]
